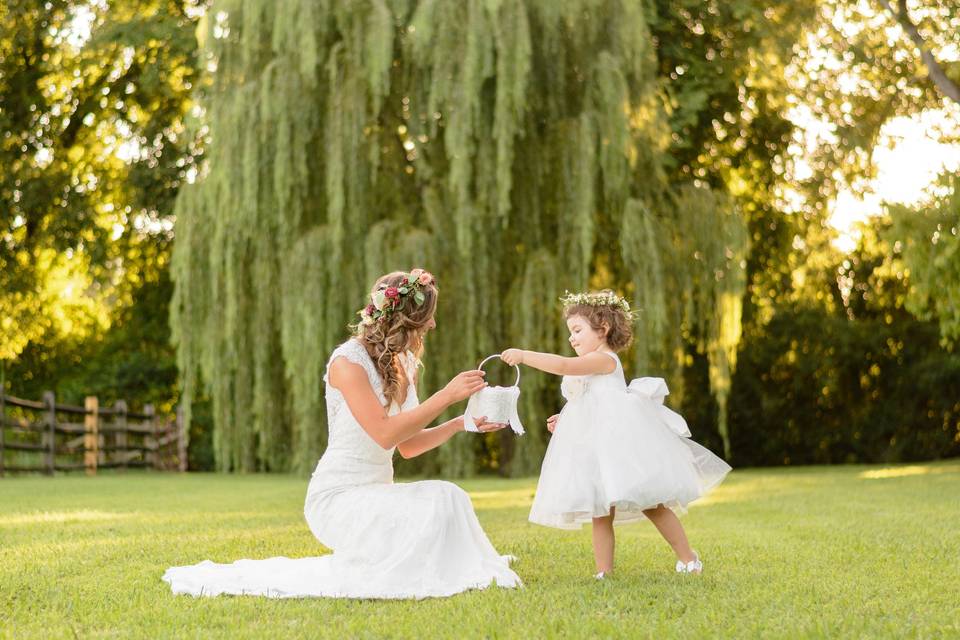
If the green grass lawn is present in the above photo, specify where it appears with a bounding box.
[2,462,959,639]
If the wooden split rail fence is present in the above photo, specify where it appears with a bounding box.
[0,391,186,476]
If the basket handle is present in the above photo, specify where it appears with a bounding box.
[477,354,521,388]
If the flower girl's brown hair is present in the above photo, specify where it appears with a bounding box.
[561,289,634,351]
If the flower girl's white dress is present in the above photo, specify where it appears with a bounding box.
[529,351,731,529]
[163,339,521,599]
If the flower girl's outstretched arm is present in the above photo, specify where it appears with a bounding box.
[501,349,615,376]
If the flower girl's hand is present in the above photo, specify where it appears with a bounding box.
[546,414,559,433]
[443,370,487,403]
[474,417,509,433]
[501,349,524,366]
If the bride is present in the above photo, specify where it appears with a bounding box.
[163,269,521,599]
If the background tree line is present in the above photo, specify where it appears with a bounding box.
[2,0,958,475]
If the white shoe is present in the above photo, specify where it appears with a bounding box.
[675,552,702,574]
[594,571,607,580]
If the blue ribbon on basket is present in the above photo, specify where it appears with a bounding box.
[626,377,691,438]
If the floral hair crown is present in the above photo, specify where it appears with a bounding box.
[559,290,634,316]
[358,269,436,326]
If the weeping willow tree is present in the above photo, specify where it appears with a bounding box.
[171,0,748,474]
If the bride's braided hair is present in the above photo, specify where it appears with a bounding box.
[352,270,438,407]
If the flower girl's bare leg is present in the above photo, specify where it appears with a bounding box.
[591,506,615,574]
[642,504,697,564]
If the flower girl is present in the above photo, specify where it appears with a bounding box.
[501,291,730,578]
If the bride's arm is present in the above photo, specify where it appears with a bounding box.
[396,418,462,459]
[396,416,505,459]
[328,358,486,450]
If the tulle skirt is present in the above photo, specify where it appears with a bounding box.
[529,391,730,530]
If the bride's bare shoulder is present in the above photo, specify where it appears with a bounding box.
[328,340,372,389]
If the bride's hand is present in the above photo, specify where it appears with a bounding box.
[443,370,487,403]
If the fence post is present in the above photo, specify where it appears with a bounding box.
[84,396,99,476]
[177,405,187,472]
[42,391,56,475]
[144,404,156,470]
[113,400,127,470]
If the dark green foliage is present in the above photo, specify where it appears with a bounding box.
[1,1,204,460]
[728,306,960,466]
[723,214,960,466]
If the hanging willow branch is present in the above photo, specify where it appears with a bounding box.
[171,0,749,473]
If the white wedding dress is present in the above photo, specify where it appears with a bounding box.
[529,351,730,529]
[163,339,521,599]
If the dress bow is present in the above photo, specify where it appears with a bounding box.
[626,377,691,437]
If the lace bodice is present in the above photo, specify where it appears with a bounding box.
[310,339,419,493]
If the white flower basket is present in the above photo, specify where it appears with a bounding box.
[463,355,524,435]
